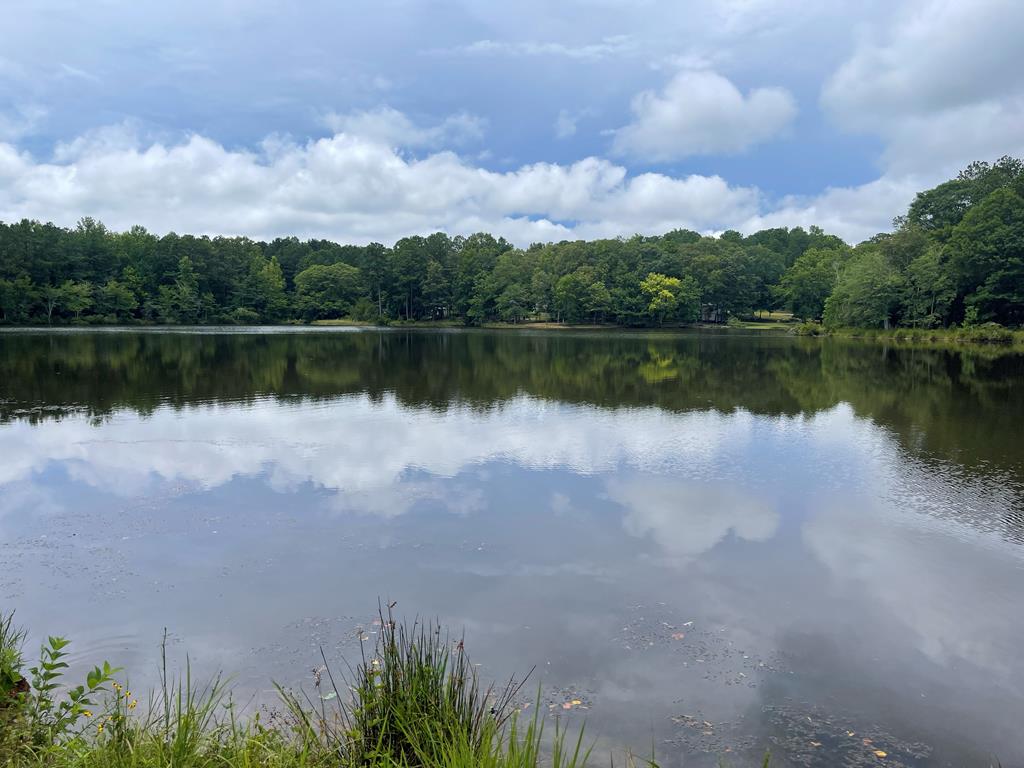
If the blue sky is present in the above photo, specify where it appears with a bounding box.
[1,0,1022,245]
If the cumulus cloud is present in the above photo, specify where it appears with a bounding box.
[612,69,796,160]
[0,122,763,245]
[321,106,486,149]
[822,0,1024,129]
[736,0,1024,244]
[743,174,924,240]
[812,0,1024,213]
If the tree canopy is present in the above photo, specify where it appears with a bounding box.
[0,157,1021,329]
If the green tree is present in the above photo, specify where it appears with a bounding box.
[776,247,848,320]
[99,279,139,321]
[640,272,700,326]
[496,283,530,323]
[175,256,202,323]
[62,280,93,321]
[530,269,555,317]
[240,255,289,321]
[585,281,611,322]
[294,262,362,320]
[640,272,680,326]
[902,248,954,327]
[823,251,904,328]
[0,276,36,323]
[908,156,1023,240]
[152,256,202,324]
[945,187,1024,325]
[391,237,431,320]
[422,259,450,319]
[40,283,66,324]
[554,271,590,323]
[362,242,389,319]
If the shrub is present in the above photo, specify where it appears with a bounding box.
[957,322,1014,345]
[229,307,261,325]
[790,322,824,336]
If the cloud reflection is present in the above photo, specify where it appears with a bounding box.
[609,477,779,559]
[0,395,754,511]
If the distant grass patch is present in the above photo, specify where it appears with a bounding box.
[801,323,1024,349]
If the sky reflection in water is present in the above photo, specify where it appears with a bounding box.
[0,329,1022,767]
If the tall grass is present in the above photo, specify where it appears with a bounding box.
[0,605,598,768]
[0,605,780,767]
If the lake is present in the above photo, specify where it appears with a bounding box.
[1,327,1022,767]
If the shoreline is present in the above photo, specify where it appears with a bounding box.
[1,319,1022,351]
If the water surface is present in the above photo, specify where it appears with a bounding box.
[1,328,1022,766]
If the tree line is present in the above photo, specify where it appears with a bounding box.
[0,157,1021,328]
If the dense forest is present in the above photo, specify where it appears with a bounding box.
[0,157,1022,328]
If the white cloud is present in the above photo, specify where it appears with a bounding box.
[738,0,1024,245]
[0,121,762,245]
[742,174,924,240]
[321,107,486,149]
[612,69,796,160]
[429,35,635,60]
[822,0,1024,129]
[803,0,1024,232]
[0,104,47,141]
[877,98,1024,177]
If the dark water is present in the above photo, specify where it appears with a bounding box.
[1,328,1022,767]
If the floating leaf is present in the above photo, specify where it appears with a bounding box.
[561,702,572,710]
[571,699,582,706]
[671,632,686,640]
[873,750,887,758]
[810,741,822,747]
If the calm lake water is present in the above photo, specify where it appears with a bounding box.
[1,328,1022,766]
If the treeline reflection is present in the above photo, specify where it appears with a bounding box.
[1,329,1022,479]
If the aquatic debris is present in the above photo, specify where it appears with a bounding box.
[764,702,931,767]
[668,710,757,755]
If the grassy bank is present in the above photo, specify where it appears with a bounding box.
[789,321,1024,349]
[2,607,710,768]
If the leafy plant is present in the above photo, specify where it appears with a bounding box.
[27,635,120,741]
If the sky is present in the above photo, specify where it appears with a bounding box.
[0,0,1022,246]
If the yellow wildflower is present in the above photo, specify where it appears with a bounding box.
[83,710,93,718]
[129,700,137,710]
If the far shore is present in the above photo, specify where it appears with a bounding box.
[2,318,1022,350]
